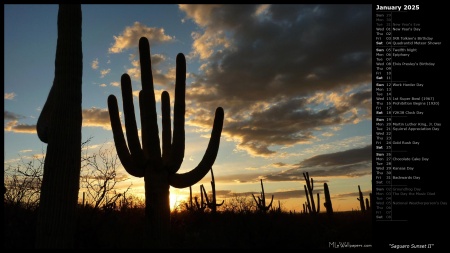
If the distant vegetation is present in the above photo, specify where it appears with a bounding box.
[4,192,371,249]
[4,151,372,248]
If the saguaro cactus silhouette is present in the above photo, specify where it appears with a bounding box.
[252,179,274,213]
[201,167,224,213]
[303,172,320,214]
[107,37,224,247]
[185,185,207,212]
[323,182,333,215]
[357,185,366,212]
[35,4,82,248]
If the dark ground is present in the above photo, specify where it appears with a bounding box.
[4,204,371,249]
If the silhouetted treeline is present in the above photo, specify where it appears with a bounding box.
[4,200,371,249]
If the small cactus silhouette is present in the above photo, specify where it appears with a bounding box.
[252,179,274,213]
[303,172,320,214]
[185,185,206,212]
[271,200,282,213]
[201,167,224,213]
[107,37,224,247]
[323,182,333,215]
[357,185,366,212]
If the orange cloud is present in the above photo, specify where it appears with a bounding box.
[108,22,174,54]
[4,120,36,134]
[82,107,113,129]
[4,92,16,100]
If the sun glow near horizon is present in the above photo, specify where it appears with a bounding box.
[170,192,187,211]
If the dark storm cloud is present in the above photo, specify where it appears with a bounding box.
[4,111,36,134]
[4,121,36,134]
[5,108,114,133]
[280,144,373,179]
[209,145,372,184]
[297,144,372,168]
[195,144,372,203]
[180,4,372,156]
[333,189,372,200]
[4,111,24,121]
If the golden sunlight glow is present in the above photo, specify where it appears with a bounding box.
[170,193,186,211]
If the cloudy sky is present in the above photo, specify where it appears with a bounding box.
[4,4,372,212]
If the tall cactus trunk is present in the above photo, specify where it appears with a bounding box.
[146,172,170,246]
[35,4,82,248]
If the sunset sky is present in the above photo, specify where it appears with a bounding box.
[4,4,372,212]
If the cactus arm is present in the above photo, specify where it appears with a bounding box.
[186,186,193,210]
[201,184,210,204]
[304,185,312,213]
[169,107,224,188]
[199,185,206,210]
[303,172,316,213]
[120,74,146,168]
[138,38,161,165]
[196,184,207,211]
[316,193,320,213]
[210,168,224,207]
[267,195,274,209]
[210,167,216,182]
[252,193,259,205]
[107,94,144,178]
[260,179,266,207]
[36,85,55,143]
[161,91,172,164]
[139,37,155,93]
[169,53,186,173]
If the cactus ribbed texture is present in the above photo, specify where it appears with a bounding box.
[323,182,333,215]
[35,4,82,248]
[303,172,320,214]
[252,179,274,213]
[107,37,224,248]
